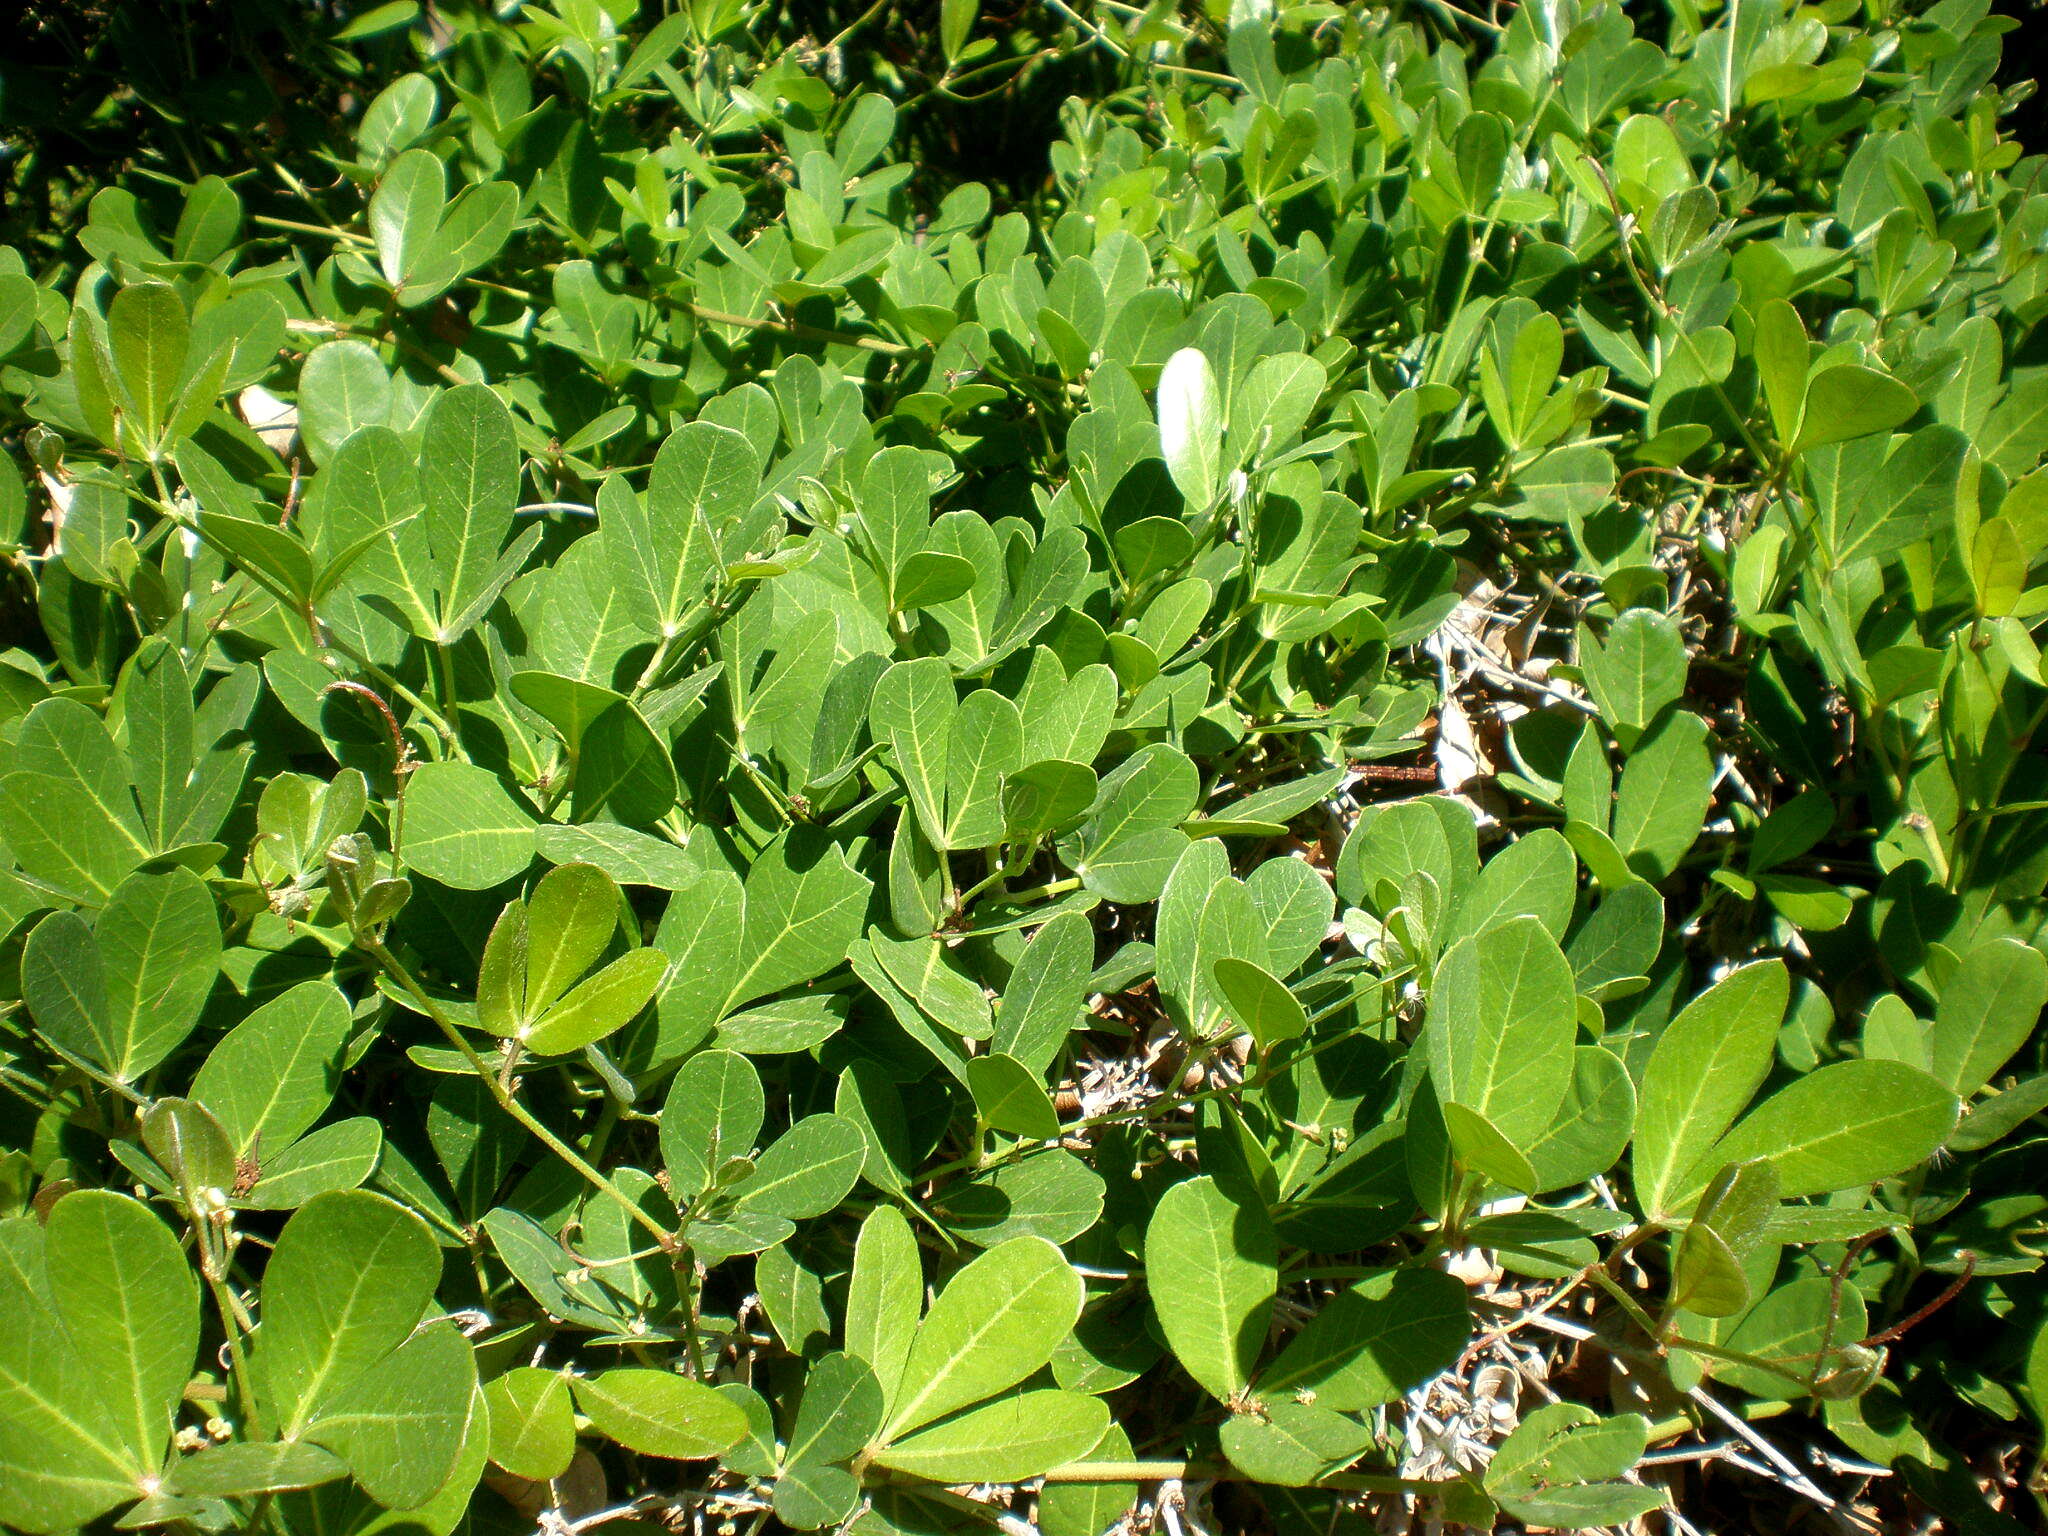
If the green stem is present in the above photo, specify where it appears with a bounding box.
[684,300,912,356]
[631,631,676,699]
[434,643,461,733]
[1588,1269,1838,1393]
[1035,1460,1442,1493]
[1040,0,1241,85]
[992,874,1083,907]
[203,1268,259,1427]
[822,0,892,51]
[316,637,459,753]
[251,213,374,245]
[1587,1265,1665,1339]
[361,940,674,1249]
[679,1254,708,1379]
[1645,1398,1793,1445]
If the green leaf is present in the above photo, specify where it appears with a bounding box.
[773,1463,861,1529]
[1158,347,1223,508]
[1212,956,1308,1048]
[0,273,36,359]
[138,1098,235,1212]
[884,1237,1083,1439]
[1714,1275,1868,1400]
[196,509,318,603]
[1950,1073,2048,1152]
[1077,824,1190,904]
[1699,1059,1958,1200]
[965,1053,1062,1140]
[1523,1046,1636,1193]
[408,181,517,304]
[846,1207,921,1421]
[46,1191,198,1475]
[935,1148,1104,1249]
[894,550,978,610]
[1425,915,1577,1144]
[611,423,756,635]
[1019,656,1117,766]
[191,980,352,1156]
[1143,1175,1276,1405]
[874,1390,1110,1484]
[1074,742,1200,900]
[1486,1403,1663,1530]
[944,689,1023,848]
[872,657,955,849]
[1754,298,1809,446]
[757,1242,830,1356]
[834,1061,912,1195]
[1448,826,1576,942]
[116,638,195,847]
[862,444,936,608]
[1039,1424,1135,1536]
[571,700,677,825]
[1156,839,1266,1038]
[724,831,871,1012]
[572,1370,748,1460]
[1219,1400,1372,1487]
[992,909,1093,1074]
[1929,939,2047,1097]
[735,1113,867,1220]
[537,821,696,889]
[1228,352,1327,470]
[0,1218,144,1530]
[419,384,518,641]
[242,1117,382,1210]
[369,149,443,290]
[1258,1266,1468,1411]
[107,282,187,454]
[871,936,981,1039]
[645,869,743,1064]
[1439,1099,1541,1192]
[1633,961,1788,1221]
[1667,1160,1778,1318]
[483,1368,575,1481]
[1115,517,1194,584]
[307,1319,474,1508]
[1668,1219,1748,1320]
[17,920,106,1076]
[1611,709,1713,881]
[256,1190,444,1437]
[22,867,219,1083]
[1796,364,1919,451]
[170,1441,348,1498]
[297,341,393,464]
[785,1351,883,1468]
[521,946,666,1053]
[1578,609,1686,744]
[661,1049,764,1199]
[475,861,664,1053]
[482,1208,621,1334]
[401,761,536,890]
[940,0,978,60]
[1970,517,2028,618]
[522,862,620,1015]
[1336,795,1477,911]
[0,699,154,902]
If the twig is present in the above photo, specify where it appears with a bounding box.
[1685,1384,1844,1514]
[1640,1440,1739,1467]
[1861,1256,1976,1347]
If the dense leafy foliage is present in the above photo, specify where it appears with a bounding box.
[3,0,2047,1531]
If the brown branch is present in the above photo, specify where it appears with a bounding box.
[1860,1257,1977,1349]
